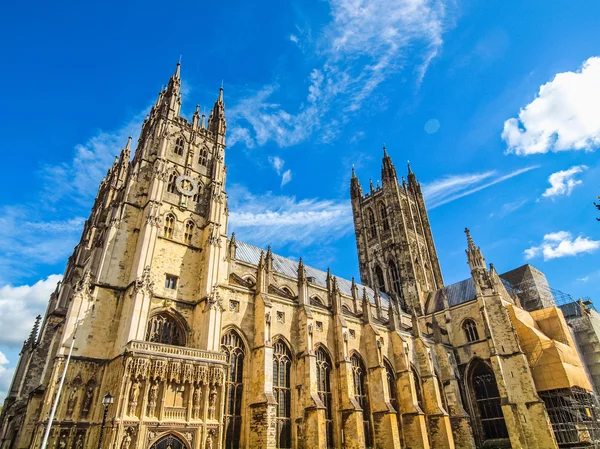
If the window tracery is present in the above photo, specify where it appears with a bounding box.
[273,340,292,448]
[470,361,508,440]
[174,137,184,156]
[222,330,245,449]
[316,347,334,449]
[164,214,175,239]
[198,147,208,166]
[367,208,377,238]
[167,173,177,194]
[380,203,390,232]
[145,313,185,346]
[184,220,194,244]
[351,354,372,448]
[463,319,479,343]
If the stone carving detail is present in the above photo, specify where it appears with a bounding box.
[207,385,217,420]
[120,428,134,449]
[152,360,168,380]
[128,381,140,415]
[169,361,182,383]
[134,266,154,295]
[65,385,79,419]
[192,384,203,419]
[205,286,224,312]
[183,363,194,384]
[80,381,95,418]
[57,430,69,449]
[73,432,84,449]
[147,381,159,417]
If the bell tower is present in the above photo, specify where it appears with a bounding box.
[350,146,443,314]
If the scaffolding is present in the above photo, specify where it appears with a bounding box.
[540,387,600,448]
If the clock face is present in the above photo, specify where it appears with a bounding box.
[175,175,199,197]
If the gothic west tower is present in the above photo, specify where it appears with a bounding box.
[350,147,443,314]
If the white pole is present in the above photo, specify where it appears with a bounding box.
[39,330,76,449]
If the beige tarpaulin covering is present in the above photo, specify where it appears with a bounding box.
[507,305,592,392]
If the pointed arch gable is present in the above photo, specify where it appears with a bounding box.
[272,334,295,359]
[221,325,250,353]
[148,431,192,449]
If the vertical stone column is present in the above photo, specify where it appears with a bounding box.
[336,357,365,449]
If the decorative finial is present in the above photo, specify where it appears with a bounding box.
[125,136,132,150]
[465,227,475,249]
[407,160,413,175]
[351,164,356,178]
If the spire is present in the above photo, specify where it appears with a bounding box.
[193,104,200,128]
[465,228,486,271]
[350,165,363,199]
[362,288,372,323]
[208,85,226,136]
[382,144,397,181]
[174,61,181,80]
[407,160,418,188]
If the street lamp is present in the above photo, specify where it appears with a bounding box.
[97,393,114,449]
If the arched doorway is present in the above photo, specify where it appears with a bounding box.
[149,434,187,449]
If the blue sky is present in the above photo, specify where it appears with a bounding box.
[0,0,599,399]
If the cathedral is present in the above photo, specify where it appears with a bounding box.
[1,63,599,449]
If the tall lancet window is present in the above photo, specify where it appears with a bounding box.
[167,172,177,194]
[163,214,175,239]
[375,265,386,293]
[273,339,292,448]
[198,147,208,166]
[380,203,390,231]
[351,354,372,448]
[222,330,245,449]
[174,137,184,156]
[316,347,334,449]
[470,360,508,441]
[367,208,377,238]
[145,313,185,346]
[389,260,402,297]
[184,220,194,245]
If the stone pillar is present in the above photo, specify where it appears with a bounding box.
[337,358,365,449]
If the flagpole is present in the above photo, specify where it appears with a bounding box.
[39,326,77,449]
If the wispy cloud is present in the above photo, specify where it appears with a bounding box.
[268,156,293,187]
[524,231,600,261]
[503,56,600,155]
[230,0,451,148]
[281,169,292,187]
[423,166,539,209]
[228,185,352,248]
[41,112,146,204]
[489,199,528,218]
[541,165,588,199]
[0,351,13,402]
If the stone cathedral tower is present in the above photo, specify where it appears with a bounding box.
[351,148,443,314]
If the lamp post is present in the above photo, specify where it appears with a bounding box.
[97,392,114,449]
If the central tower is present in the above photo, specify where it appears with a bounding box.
[350,147,443,314]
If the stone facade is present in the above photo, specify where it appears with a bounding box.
[1,63,598,449]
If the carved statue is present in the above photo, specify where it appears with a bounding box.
[128,381,140,415]
[193,384,202,418]
[74,434,84,449]
[66,387,78,418]
[147,381,159,416]
[208,385,217,419]
[120,431,132,449]
[81,385,94,415]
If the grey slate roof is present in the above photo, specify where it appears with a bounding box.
[235,240,390,307]
[426,278,477,314]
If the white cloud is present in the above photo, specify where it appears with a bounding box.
[0,275,62,347]
[281,169,292,187]
[524,231,600,261]
[230,0,450,148]
[228,185,352,248]
[422,166,539,209]
[0,351,14,401]
[269,156,285,175]
[290,34,299,44]
[503,56,600,155]
[541,165,588,198]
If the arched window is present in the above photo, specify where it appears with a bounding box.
[316,347,334,449]
[389,261,402,297]
[436,374,448,412]
[150,434,186,449]
[351,354,372,448]
[367,208,377,238]
[311,296,325,307]
[384,360,398,412]
[146,313,185,346]
[463,319,479,343]
[412,205,423,235]
[164,214,175,239]
[380,203,390,231]
[192,186,201,203]
[273,340,292,448]
[412,367,424,411]
[198,147,208,166]
[174,137,184,156]
[402,199,414,231]
[184,221,194,245]
[375,265,385,293]
[167,172,177,194]
[470,361,508,441]
[222,330,245,449]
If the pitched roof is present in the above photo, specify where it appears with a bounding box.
[235,240,390,307]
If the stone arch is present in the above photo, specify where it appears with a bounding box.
[148,431,191,449]
[315,344,335,448]
[310,295,325,307]
[464,358,508,444]
[145,310,188,346]
[221,328,247,449]
[351,352,373,447]
[272,334,295,359]
[461,318,480,343]
[410,363,424,411]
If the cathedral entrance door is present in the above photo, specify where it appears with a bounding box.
[149,434,186,449]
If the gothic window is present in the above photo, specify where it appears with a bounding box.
[167,172,177,194]
[463,319,479,343]
[316,347,334,449]
[150,434,186,449]
[146,313,185,346]
[198,147,208,166]
[384,360,398,412]
[469,361,508,441]
[367,208,377,238]
[222,330,245,449]
[351,354,372,448]
[192,186,201,203]
[402,199,414,231]
[380,203,390,232]
[412,205,423,235]
[375,265,385,293]
[389,260,402,297]
[184,220,194,245]
[273,340,292,448]
[174,137,184,156]
[164,214,175,239]
[412,366,424,411]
